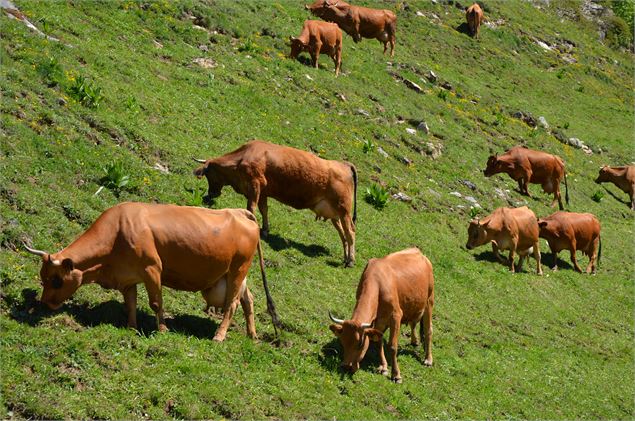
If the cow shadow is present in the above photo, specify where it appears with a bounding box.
[473,250,549,271]
[456,22,472,37]
[541,253,574,271]
[263,233,330,257]
[318,337,427,378]
[601,186,630,207]
[8,288,221,340]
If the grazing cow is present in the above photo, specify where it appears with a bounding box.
[289,20,342,76]
[305,0,397,57]
[24,203,280,342]
[484,146,569,210]
[537,212,601,274]
[329,248,434,383]
[194,140,357,267]
[465,3,484,38]
[466,206,543,274]
[595,165,635,210]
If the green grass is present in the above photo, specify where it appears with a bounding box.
[1,0,633,418]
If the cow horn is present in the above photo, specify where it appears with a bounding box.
[192,158,207,164]
[24,244,47,257]
[328,311,344,325]
[360,322,372,329]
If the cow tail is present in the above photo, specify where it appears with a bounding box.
[597,235,602,268]
[350,163,358,224]
[564,170,570,205]
[257,240,281,333]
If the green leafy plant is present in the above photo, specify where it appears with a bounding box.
[592,190,604,203]
[365,183,389,210]
[556,68,566,79]
[66,75,103,108]
[563,121,570,129]
[362,139,375,154]
[437,89,449,101]
[184,186,206,206]
[469,207,481,218]
[124,95,140,113]
[36,57,64,86]
[238,37,261,53]
[100,162,130,192]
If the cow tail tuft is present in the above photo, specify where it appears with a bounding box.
[257,240,281,333]
[564,170,569,205]
[350,163,357,224]
[597,235,602,268]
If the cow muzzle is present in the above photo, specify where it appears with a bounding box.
[465,243,473,250]
[340,362,358,374]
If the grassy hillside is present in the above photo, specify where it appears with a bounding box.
[1,0,633,418]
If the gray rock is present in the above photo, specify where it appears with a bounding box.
[58,97,67,106]
[400,156,413,165]
[406,127,417,135]
[377,147,389,158]
[403,78,423,93]
[450,191,463,198]
[538,116,549,129]
[392,192,412,202]
[425,70,438,83]
[417,121,430,134]
[460,179,477,190]
[356,109,370,117]
[567,137,583,148]
[441,81,453,90]
[423,142,443,159]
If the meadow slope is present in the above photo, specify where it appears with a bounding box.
[1,0,634,419]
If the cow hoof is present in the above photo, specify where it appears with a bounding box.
[345,260,354,268]
[378,367,389,376]
[260,229,269,238]
[158,324,168,333]
[212,333,226,342]
[424,358,433,367]
[391,376,402,384]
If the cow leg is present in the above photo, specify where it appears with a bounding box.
[551,250,559,271]
[312,42,321,68]
[123,285,138,329]
[258,197,269,237]
[376,338,389,376]
[383,40,388,55]
[570,248,583,273]
[341,214,356,267]
[554,184,564,210]
[586,237,599,274]
[508,247,516,273]
[533,243,543,275]
[630,189,635,210]
[213,266,249,342]
[143,266,167,332]
[388,313,403,383]
[491,242,507,264]
[390,37,395,58]
[422,297,434,366]
[331,219,348,264]
[409,322,419,346]
[517,253,526,272]
[239,286,257,339]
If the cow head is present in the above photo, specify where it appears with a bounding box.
[193,159,223,204]
[594,166,609,184]
[288,36,306,59]
[25,245,82,310]
[305,0,344,19]
[537,219,557,238]
[329,312,382,374]
[466,219,488,249]
[484,153,515,177]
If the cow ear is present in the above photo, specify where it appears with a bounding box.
[62,258,74,271]
[538,221,548,228]
[364,328,383,342]
[329,324,343,336]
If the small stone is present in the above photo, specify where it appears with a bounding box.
[536,40,552,51]
[450,191,462,198]
[153,162,169,174]
[400,156,413,165]
[416,11,425,17]
[441,81,452,90]
[305,74,313,81]
[538,116,549,130]
[198,44,209,52]
[192,57,217,68]
[460,180,477,190]
[403,79,423,93]
[392,192,412,202]
[428,188,441,198]
[417,121,430,134]
[377,147,389,158]
[567,137,583,148]
[425,70,438,83]
[356,109,370,117]
[336,93,347,101]
[465,196,479,205]
[406,127,417,135]
[153,39,163,49]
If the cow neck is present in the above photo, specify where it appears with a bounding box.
[350,281,378,325]
[55,223,115,271]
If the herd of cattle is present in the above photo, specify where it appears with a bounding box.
[23,1,635,383]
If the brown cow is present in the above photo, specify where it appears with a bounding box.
[537,212,601,274]
[484,146,569,210]
[329,248,434,383]
[194,140,357,267]
[24,202,280,341]
[595,165,635,210]
[466,206,543,274]
[306,0,397,57]
[289,20,342,76]
[465,3,484,38]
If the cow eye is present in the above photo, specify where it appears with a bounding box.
[51,276,63,289]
